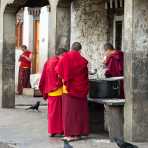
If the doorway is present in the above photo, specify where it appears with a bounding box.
[113,16,124,50]
[2,0,50,108]
[32,19,40,74]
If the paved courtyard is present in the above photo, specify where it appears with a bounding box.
[0,95,147,148]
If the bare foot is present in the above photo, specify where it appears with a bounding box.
[61,136,81,142]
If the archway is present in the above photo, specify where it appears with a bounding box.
[2,0,50,108]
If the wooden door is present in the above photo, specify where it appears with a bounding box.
[16,22,23,48]
[32,20,40,73]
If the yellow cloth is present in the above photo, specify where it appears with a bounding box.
[48,87,63,96]
[63,85,68,94]
[48,85,68,96]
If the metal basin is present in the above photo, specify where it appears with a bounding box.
[89,77,123,99]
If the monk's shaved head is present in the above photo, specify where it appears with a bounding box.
[55,48,67,56]
[21,45,27,51]
[104,43,114,51]
[71,42,82,51]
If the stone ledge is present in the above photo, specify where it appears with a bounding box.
[88,98,125,106]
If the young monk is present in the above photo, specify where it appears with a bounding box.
[55,42,89,142]
[39,48,66,137]
[17,45,32,95]
[103,43,124,98]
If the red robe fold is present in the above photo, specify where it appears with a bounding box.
[47,96,63,134]
[105,50,124,77]
[105,50,124,98]
[39,56,63,134]
[17,50,32,94]
[19,51,32,68]
[17,68,31,94]
[39,56,63,99]
[62,95,89,137]
[55,50,89,137]
[55,50,89,98]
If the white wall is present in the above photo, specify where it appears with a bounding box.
[15,48,23,91]
[23,7,33,50]
[39,6,50,72]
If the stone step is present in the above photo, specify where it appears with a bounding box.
[23,88,42,97]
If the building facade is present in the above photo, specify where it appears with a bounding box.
[15,6,50,88]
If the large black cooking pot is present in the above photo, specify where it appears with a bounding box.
[89,77,122,99]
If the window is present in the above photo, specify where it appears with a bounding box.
[113,16,124,50]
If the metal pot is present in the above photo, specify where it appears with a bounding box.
[89,77,123,99]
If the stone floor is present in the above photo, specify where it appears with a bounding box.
[15,95,46,106]
[0,95,147,148]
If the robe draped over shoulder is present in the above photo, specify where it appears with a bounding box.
[55,50,89,98]
[105,50,124,98]
[19,51,32,68]
[105,50,124,77]
[39,56,62,99]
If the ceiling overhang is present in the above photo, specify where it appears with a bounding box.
[105,0,124,9]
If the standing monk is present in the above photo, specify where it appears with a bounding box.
[103,43,124,98]
[55,42,89,141]
[39,48,66,137]
[17,45,32,95]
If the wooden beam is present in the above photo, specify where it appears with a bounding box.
[110,0,113,8]
[115,0,118,8]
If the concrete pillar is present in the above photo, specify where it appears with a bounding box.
[23,7,33,50]
[56,2,71,50]
[2,7,16,108]
[48,3,57,56]
[124,0,148,142]
[0,11,3,108]
[48,0,71,55]
[39,6,50,71]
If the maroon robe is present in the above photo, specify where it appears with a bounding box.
[17,51,32,94]
[39,56,63,134]
[105,50,123,77]
[55,50,89,137]
[17,68,31,94]
[105,50,124,98]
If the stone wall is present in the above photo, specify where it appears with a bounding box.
[124,0,148,142]
[71,0,108,78]
[132,3,148,138]
[56,6,71,49]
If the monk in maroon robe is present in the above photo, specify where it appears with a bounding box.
[55,42,89,141]
[17,45,32,95]
[103,43,124,98]
[39,48,66,136]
